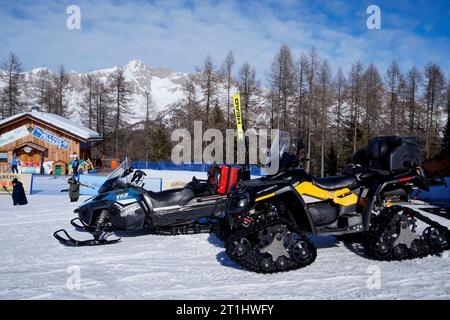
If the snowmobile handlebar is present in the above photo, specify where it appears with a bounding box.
[121,168,134,178]
[128,169,147,186]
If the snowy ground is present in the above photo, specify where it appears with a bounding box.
[0,174,449,300]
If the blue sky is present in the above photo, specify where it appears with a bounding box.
[0,0,449,80]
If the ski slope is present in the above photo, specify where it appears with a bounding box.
[0,173,449,300]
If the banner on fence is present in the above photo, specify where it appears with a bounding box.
[0,173,33,195]
[162,179,189,190]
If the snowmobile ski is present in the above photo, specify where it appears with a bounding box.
[70,217,97,232]
[53,229,121,247]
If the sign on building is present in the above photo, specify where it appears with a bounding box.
[32,127,71,150]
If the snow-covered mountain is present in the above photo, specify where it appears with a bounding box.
[83,59,189,121]
[0,60,210,124]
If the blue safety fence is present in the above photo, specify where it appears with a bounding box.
[130,161,263,176]
[31,174,163,195]
[31,175,68,195]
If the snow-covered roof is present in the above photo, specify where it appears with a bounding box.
[0,111,101,141]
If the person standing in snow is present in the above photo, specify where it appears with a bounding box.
[11,155,20,174]
[66,176,80,202]
[11,178,28,206]
[71,155,79,176]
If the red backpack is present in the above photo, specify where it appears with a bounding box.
[208,165,240,195]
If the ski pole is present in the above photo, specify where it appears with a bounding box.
[79,183,96,189]
[2,186,12,196]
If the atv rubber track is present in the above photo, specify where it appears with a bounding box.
[224,216,317,274]
[364,206,450,261]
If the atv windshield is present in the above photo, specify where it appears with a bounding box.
[262,130,292,175]
[278,130,291,158]
[266,130,291,165]
[97,158,130,194]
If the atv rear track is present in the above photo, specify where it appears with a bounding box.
[364,206,450,261]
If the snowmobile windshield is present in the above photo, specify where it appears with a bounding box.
[98,158,130,194]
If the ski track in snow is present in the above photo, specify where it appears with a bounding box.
[0,175,449,300]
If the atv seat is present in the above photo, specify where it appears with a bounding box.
[147,187,195,208]
[312,175,357,191]
[241,178,289,188]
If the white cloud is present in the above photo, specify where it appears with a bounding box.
[0,0,449,83]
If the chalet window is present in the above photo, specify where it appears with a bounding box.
[0,152,7,163]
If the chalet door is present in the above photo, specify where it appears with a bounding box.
[55,165,62,175]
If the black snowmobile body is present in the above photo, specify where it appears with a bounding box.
[54,160,239,246]
[75,177,225,232]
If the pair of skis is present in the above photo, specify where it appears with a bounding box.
[233,94,251,180]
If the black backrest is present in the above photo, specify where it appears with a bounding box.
[352,136,421,172]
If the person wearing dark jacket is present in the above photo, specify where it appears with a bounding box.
[11,178,28,206]
[71,156,79,177]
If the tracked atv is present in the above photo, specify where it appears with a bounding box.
[219,134,450,273]
[54,158,241,246]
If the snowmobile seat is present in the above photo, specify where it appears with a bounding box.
[147,187,195,208]
[312,175,357,191]
[187,177,214,195]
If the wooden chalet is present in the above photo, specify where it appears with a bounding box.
[0,108,101,174]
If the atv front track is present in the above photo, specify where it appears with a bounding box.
[224,216,317,274]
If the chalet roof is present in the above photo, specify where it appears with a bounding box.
[0,111,101,141]
[12,141,48,152]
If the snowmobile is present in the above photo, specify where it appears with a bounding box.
[219,133,450,273]
[54,94,250,247]
[54,158,241,246]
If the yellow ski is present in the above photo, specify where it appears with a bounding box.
[233,93,244,141]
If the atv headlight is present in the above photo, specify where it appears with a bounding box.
[238,198,247,208]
